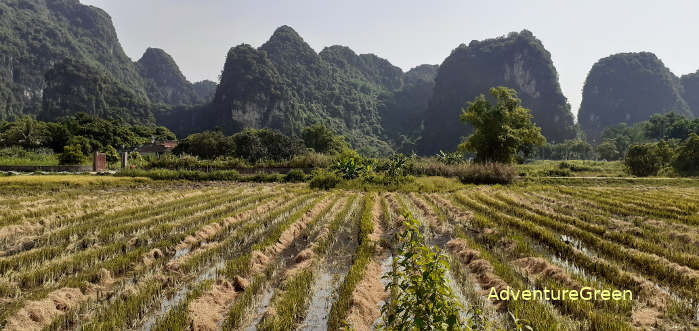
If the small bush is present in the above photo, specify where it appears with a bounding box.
[309,170,341,190]
[58,144,86,165]
[380,212,463,330]
[624,144,663,177]
[332,157,366,179]
[284,169,307,182]
[672,133,699,176]
[458,163,516,185]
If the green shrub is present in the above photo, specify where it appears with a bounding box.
[458,163,516,185]
[58,144,86,165]
[309,170,341,190]
[624,144,663,177]
[105,145,118,166]
[672,133,699,176]
[284,169,307,182]
[332,157,366,179]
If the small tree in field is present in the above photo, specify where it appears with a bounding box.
[58,144,85,165]
[105,145,119,167]
[458,87,545,163]
[624,144,663,177]
[380,212,464,330]
[672,133,699,176]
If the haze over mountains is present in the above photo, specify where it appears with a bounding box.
[1,0,697,155]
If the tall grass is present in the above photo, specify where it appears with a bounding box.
[0,147,59,166]
[410,160,516,184]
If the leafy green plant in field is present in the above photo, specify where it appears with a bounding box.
[332,157,366,179]
[380,212,464,330]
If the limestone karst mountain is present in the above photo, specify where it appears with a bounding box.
[419,30,576,155]
[578,52,693,141]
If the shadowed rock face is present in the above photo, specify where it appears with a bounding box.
[579,52,692,141]
[192,80,217,103]
[681,70,699,118]
[418,30,576,155]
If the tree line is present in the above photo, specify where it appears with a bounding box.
[0,113,176,164]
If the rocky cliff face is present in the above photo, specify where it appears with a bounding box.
[419,30,576,155]
[578,52,692,141]
[681,70,699,118]
[136,48,204,106]
[0,0,147,119]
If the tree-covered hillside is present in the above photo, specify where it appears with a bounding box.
[419,30,576,155]
[40,58,153,125]
[578,52,692,141]
[164,26,437,156]
[136,48,208,106]
[0,0,148,119]
[681,70,699,118]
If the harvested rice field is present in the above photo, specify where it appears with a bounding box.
[0,176,698,330]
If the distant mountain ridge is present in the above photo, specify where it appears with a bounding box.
[162,25,437,155]
[4,1,697,154]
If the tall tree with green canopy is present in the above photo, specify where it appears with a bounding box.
[459,87,546,163]
[301,124,347,154]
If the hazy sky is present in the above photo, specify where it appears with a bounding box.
[82,0,699,117]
